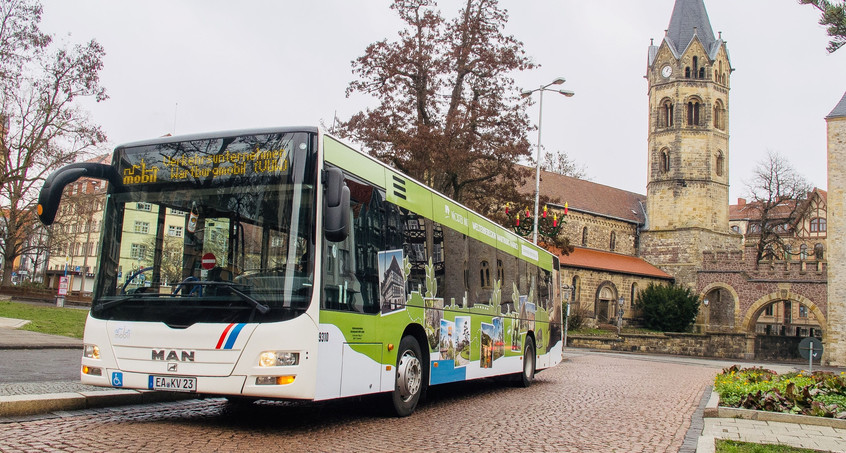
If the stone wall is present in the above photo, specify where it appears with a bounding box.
[567,332,748,359]
[826,109,846,366]
[755,336,804,361]
[559,210,638,255]
[697,248,828,334]
[560,266,670,325]
[640,228,740,288]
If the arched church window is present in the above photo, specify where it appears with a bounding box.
[659,99,674,128]
[571,275,580,302]
[716,151,724,177]
[685,67,691,78]
[630,283,638,307]
[480,260,491,288]
[692,57,698,78]
[496,259,504,284]
[687,100,701,126]
[610,231,616,251]
[661,149,670,173]
[698,67,705,78]
[581,227,588,246]
[800,244,808,260]
[714,99,726,130]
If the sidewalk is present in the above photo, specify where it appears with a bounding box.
[0,317,196,420]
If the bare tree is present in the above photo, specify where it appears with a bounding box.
[0,0,107,287]
[744,151,813,263]
[342,0,535,218]
[540,150,589,180]
[799,0,846,53]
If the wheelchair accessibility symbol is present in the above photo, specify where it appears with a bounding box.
[111,372,123,387]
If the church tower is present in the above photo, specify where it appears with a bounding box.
[640,0,738,286]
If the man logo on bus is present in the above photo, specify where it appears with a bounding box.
[152,350,195,362]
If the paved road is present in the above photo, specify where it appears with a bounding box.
[0,349,81,384]
[0,351,721,452]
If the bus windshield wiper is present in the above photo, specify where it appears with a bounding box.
[190,281,271,315]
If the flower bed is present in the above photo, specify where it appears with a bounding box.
[714,365,846,418]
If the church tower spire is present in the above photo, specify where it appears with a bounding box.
[640,0,736,287]
[666,0,717,56]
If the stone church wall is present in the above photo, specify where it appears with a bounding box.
[559,210,638,255]
[561,266,670,325]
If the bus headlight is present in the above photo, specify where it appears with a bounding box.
[259,351,299,367]
[83,344,101,359]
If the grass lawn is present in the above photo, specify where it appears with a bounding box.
[0,300,88,338]
[716,440,826,453]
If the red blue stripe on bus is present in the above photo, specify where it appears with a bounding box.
[216,323,246,350]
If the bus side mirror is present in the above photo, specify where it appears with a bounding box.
[323,167,350,242]
[37,163,121,225]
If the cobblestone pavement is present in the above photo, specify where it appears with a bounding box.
[0,351,720,452]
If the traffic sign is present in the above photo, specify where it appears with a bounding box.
[799,337,823,360]
[58,276,69,296]
[201,252,217,270]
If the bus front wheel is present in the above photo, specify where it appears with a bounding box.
[391,335,424,417]
[518,336,535,388]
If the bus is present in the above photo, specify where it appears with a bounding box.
[37,127,563,416]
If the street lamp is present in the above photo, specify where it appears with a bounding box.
[703,297,710,333]
[521,77,575,244]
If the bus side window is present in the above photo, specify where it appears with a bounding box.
[467,236,495,305]
[322,172,381,314]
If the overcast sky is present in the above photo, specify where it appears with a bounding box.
[40,0,846,202]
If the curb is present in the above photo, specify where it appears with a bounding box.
[703,391,846,429]
[0,390,199,418]
[0,343,83,350]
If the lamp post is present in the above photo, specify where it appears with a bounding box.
[521,77,574,244]
[703,297,710,334]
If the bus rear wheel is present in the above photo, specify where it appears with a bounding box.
[391,335,424,417]
[518,336,535,388]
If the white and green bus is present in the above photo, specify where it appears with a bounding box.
[37,127,563,416]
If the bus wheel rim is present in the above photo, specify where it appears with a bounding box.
[524,347,533,377]
[397,350,421,401]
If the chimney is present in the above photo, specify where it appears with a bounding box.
[737,198,746,206]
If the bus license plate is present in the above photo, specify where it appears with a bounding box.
[150,375,197,392]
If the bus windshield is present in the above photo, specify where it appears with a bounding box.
[90,131,316,326]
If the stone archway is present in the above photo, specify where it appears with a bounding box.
[595,282,618,324]
[741,292,827,360]
[700,283,740,332]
